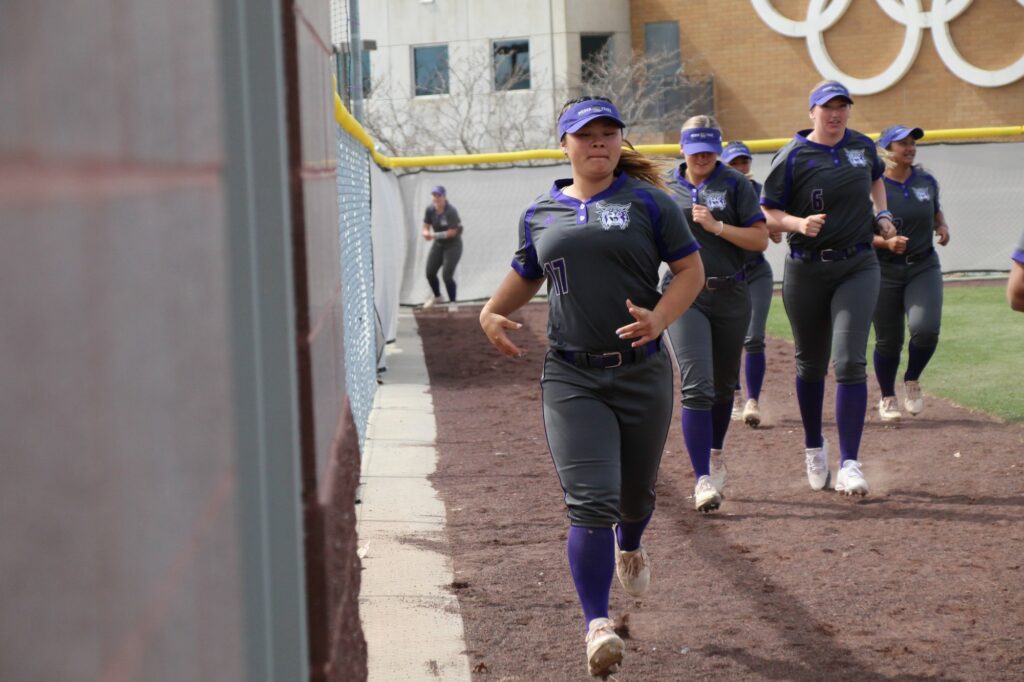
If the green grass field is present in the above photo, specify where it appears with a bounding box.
[765,284,1024,423]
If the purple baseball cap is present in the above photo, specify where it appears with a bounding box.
[558,99,625,139]
[680,127,723,155]
[878,124,924,148]
[722,141,753,163]
[808,81,853,109]
[431,185,446,196]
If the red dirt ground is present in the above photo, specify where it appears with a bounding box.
[415,301,1024,681]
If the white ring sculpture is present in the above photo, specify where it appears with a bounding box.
[750,0,1024,94]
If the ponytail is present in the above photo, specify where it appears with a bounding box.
[617,141,669,191]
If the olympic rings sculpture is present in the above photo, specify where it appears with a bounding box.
[751,0,1024,94]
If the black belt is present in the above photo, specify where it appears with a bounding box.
[555,339,661,369]
[879,247,934,265]
[706,269,746,290]
[743,254,767,271]
[789,242,872,262]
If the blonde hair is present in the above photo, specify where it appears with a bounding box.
[680,114,721,133]
[558,96,669,191]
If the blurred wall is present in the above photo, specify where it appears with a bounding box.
[0,2,245,680]
[0,1,366,680]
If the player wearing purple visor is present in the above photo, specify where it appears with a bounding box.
[479,97,704,677]
[871,124,951,421]
[661,117,768,511]
[722,140,779,427]
[761,80,896,496]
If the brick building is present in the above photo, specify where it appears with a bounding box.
[630,0,1024,140]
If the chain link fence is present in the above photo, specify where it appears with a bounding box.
[337,126,377,449]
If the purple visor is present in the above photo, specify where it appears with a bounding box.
[430,185,446,196]
[681,127,723,155]
[558,100,625,139]
[809,81,853,109]
[878,125,924,148]
[722,141,753,163]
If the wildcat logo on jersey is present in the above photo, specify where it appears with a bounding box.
[844,148,867,167]
[596,202,631,231]
[913,187,931,202]
[702,190,727,211]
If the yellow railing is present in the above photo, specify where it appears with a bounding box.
[335,92,1023,169]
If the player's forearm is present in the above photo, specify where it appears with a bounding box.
[870,178,888,213]
[654,252,704,328]
[481,270,545,318]
[1008,262,1024,312]
[763,208,801,234]
[722,222,768,252]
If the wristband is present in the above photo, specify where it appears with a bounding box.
[715,221,725,236]
[875,210,894,223]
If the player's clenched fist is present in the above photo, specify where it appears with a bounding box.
[799,213,826,237]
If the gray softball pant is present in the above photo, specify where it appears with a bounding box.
[782,249,880,384]
[541,348,674,528]
[744,259,774,353]
[665,286,751,410]
[873,251,942,356]
[425,237,462,294]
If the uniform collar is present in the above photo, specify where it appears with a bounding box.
[795,128,852,151]
[675,160,725,191]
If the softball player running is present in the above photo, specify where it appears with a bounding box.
[722,141,781,428]
[1010,228,1024,311]
[422,186,463,312]
[871,125,951,421]
[662,119,768,512]
[761,81,896,496]
[479,97,704,677]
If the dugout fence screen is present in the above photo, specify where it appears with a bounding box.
[370,141,1022,309]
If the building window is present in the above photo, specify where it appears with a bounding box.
[493,39,530,91]
[414,44,449,96]
[644,21,680,78]
[581,34,612,85]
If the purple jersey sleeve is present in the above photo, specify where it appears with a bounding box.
[1014,227,1024,265]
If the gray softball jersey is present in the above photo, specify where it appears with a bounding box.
[666,162,765,277]
[512,173,699,353]
[881,169,941,262]
[761,128,884,251]
[423,203,462,236]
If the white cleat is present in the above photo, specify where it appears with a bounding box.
[878,396,902,423]
[805,439,831,491]
[835,459,870,496]
[904,380,924,415]
[730,390,744,420]
[694,475,722,513]
[615,543,651,598]
[743,398,761,427]
[709,448,727,492]
[422,294,440,310]
[585,617,624,677]
[447,301,459,313]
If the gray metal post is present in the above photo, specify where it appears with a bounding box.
[219,0,310,680]
[348,0,365,122]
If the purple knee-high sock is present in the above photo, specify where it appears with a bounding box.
[745,352,766,401]
[836,382,868,463]
[681,407,712,479]
[710,402,733,450]
[616,512,651,552]
[567,526,615,625]
[795,377,825,449]
[873,349,899,397]
[904,342,936,382]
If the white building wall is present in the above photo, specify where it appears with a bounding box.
[359,0,631,155]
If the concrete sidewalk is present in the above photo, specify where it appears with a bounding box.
[357,310,471,681]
